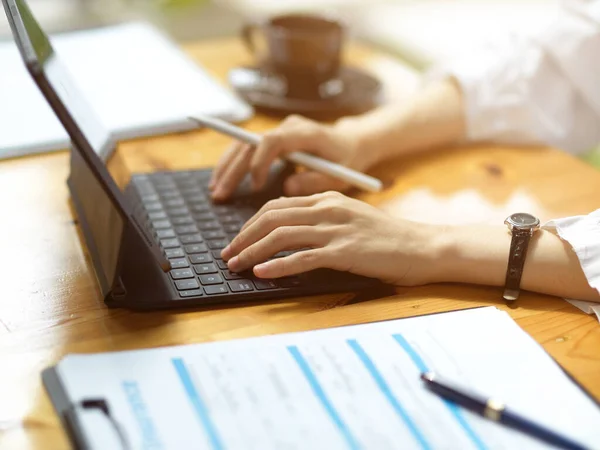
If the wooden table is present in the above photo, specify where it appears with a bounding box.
[1,37,599,450]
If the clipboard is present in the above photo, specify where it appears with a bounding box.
[41,306,600,449]
[42,368,130,450]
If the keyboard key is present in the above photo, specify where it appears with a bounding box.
[184,243,208,254]
[175,278,200,290]
[169,258,189,269]
[203,230,225,240]
[141,194,159,202]
[145,202,163,212]
[180,234,204,244]
[199,274,224,285]
[172,170,192,179]
[216,260,228,270]
[175,177,196,185]
[193,212,217,222]
[159,190,181,199]
[165,198,185,208]
[161,238,180,249]
[188,194,209,203]
[223,270,242,280]
[154,180,176,189]
[212,250,224,260]
[148,210,167,220]
[194,263,218,274]
[219,214,240,224]
[166,207,190,217]
[204,285,228,295]
[223,223,241,233]
[171,216,195,225]
[198,220,220,231]
[228,280,254,292]
[207,239,229,250]
[175,224,199,235]
[191,203,210,213]
[253,279,278,290]
[152,219,171,229]
[179,289,203,298]
[190,253,212,264]
[277,277,302,288]
[165,248,184,258]
[156,229,175,239]
[195,171,212,180]
[180,187,203,196]
[214,205,234,215]
[170,268,194,280]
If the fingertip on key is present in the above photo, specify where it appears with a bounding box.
[220,245,232,260]
[253,260,274,278]
[227,256,239,271]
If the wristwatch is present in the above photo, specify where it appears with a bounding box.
[503,213,541,301]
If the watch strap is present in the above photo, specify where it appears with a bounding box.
[503,228,533,301]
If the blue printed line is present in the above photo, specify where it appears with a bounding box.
[392,334,487,450]
[347,339,431,450]
[392,334,429,373]
[172,358,224,450]
[287,346,360,450]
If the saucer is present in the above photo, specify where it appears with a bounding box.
[228,66,383,119]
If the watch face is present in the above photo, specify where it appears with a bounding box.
[507,213,540,229]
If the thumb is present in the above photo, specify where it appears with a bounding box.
[283,171,349,196]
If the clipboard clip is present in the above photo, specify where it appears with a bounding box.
[63,398,131,450]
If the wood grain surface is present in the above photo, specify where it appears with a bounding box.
[0,38,599,449]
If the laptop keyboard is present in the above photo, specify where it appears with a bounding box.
[130,170,300,299]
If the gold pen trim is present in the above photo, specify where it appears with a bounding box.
[484,399,505,421]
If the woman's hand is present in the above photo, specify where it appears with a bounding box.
[209,115,379,201]
[220,191,442,286]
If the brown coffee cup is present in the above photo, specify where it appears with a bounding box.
[241,14,344,99]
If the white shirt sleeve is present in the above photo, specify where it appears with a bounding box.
[543,209,600,295]
[543,209,600,314]
[433,0,600,155]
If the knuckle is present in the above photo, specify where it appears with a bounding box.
[313,191,331,202]
[262,130,283,147]
[331,204,351,221]
[325,190,343,199]
[262,209,281,226]
[315,191,340,204]
[318,200,350,221]
[283,114,306,126]
[264,198,282,211]
[272,226,291,241]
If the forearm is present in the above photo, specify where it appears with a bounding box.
[335,78,467,167]
[429,225,600,302]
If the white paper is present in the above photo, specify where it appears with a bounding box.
[0,22,252,160]
[55,307,600,449]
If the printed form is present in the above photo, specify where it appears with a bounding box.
[54,307,600,449]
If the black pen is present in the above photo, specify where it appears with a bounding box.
[421,372,589,450]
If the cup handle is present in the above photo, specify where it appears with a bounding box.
[241,22,260,56]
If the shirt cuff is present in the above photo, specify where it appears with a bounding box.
[542,209,600,295]
[426,35,545,148]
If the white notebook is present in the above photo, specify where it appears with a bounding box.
[44,307,600,449]
[0,22,253,160]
